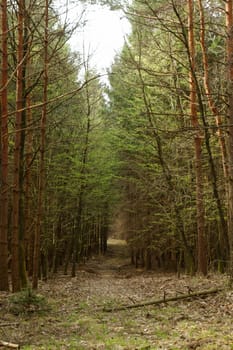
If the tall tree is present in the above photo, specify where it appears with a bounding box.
[11,0,25,292]
[0,0,10,291]
[225,0,233,283]
[197,0,228,179]
[197,0,229,267]
[187,0,207,275]
[33,0,49,289]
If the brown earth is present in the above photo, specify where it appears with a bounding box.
[0,239,233,349]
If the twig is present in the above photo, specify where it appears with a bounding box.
[103,287,223,312]
[127,296,136,304]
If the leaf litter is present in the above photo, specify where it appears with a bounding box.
[0,239,233,349]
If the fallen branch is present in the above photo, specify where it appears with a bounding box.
[0,323,19,327]
[0,340,20,348]
[103,287,223,312]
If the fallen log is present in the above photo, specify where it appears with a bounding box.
[0,340,20,349]
[103,287,223,312]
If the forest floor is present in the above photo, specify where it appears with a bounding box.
[0,239,233,350]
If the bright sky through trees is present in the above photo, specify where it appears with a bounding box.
[55,1,131,73]
[72,5,131,72]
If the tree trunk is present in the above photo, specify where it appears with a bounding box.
[0,0,10,291]
[11,0,25,292]
[188,0,207,275]
[24,19,34,276]
[198,0,228,179]
[71,71,91,276]
[33,0,49,289]
[24,82,33,275]
[198,0,229,265]
[225,0,233,284]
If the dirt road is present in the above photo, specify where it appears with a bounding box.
[0,239,233,349]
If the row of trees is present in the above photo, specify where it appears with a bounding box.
[0,0,116,292]
[107,0,233,279]
[2,0,233,293]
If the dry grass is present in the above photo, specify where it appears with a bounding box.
[0,240,233,349]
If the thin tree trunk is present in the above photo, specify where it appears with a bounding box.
[24,14,34,276]
[12,0,25,292]
[225,0,233,284]
[33,0,49,289]
[198,0,229,265]
[0,0,9,291]
[71,125,90,276]
[188,0,207,275]
[71,69,91,277]
[18,5,30,289]
[25,81,33,275]
[198,0,228,180]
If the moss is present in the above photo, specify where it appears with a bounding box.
[8,288,50,315]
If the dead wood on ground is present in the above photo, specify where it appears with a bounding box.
[0,340,20,348]
[103,287,223,312]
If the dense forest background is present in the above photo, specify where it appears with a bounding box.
[1,0,233,293]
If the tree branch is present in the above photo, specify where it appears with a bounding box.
[103,288,223,312]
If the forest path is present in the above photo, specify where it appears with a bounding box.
[1,242,233,349]
[79,238,132,277]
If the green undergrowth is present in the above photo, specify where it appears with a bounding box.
[1,268,232,349]
[17,295,233,349]
[8,288,50,315]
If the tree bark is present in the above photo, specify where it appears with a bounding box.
[24,77,33,276]
[198,0,229,264]
[225,0,233,284]
[33,0,49,289]
[12,0,25,292]
[198,0,228,179]
[188,0,207,275]
[71,91,90,277]
[0,0,10,291]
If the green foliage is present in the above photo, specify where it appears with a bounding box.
[4,0,228,283]
[105,0,227,271]
[8,288,50,315]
